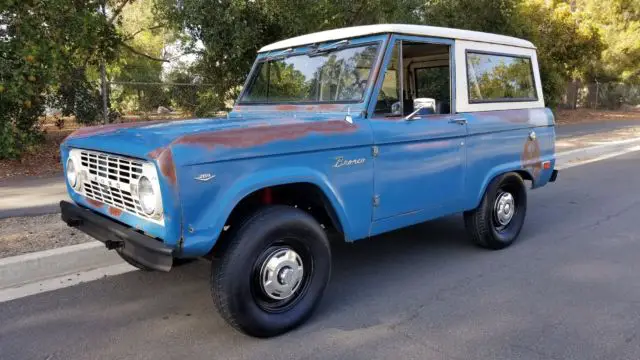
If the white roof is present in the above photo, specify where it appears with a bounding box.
[259,24,535,52]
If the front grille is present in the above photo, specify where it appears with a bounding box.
[84,180,141,216]
[76,150,162,224]
[80,151,143,184]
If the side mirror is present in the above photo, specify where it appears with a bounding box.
[404,105,425,121]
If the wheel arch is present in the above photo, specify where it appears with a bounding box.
[185,167,352,257]
[470,164,533,210]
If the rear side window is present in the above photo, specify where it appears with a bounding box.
[466,52,537,103]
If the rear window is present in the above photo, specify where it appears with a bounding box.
[466,52,537,103]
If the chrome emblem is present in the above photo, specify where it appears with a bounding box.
[333,156,366,168]
[195,173,216,182]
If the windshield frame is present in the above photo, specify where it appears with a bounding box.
[236,36,386,106]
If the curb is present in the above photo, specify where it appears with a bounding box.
[556,137,640,169]
[0,242,123,290]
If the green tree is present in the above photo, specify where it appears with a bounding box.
[154,0,422,108]
[577,0,640,83]
[0,0,124,158]
[109,0,172,113]
[421,0,602,107]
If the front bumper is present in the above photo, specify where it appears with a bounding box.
[60,201,174,271]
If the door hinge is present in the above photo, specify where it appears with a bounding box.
[372,146,379,157]
[373,195,380,207]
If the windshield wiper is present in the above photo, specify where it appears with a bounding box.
[264,48,294,61]
[308,39,350,57]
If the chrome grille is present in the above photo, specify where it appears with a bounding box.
[76,150,163,224]
[83,180,141,215]
[80,151,143,184]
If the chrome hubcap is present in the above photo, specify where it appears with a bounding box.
[260,247,304,300]
[494,192,515,226]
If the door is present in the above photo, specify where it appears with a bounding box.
[369,36,467,222]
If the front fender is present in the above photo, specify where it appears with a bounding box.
[179,166,353,257]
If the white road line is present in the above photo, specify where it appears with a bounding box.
[0,263,136,303]
[556,145,640,170]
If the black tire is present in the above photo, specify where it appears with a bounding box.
[464,172,527,250]
[116,250,153,271]
[211,205,331,338]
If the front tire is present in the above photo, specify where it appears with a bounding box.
[464,172,527,250]
[211,205,331,337]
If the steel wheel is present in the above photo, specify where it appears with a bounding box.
[252,244,312,313]
[464,172,527,250]
[493,191,516,230]
[211,205,331,337]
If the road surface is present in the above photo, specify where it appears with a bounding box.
[2,152,640,359]
[0,176,68,219]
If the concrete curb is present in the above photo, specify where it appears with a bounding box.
[0,242,123,290]
[556,137,640,169]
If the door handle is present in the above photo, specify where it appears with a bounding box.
[449,118,467,125]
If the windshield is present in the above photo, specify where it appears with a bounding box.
[240,43,380,104]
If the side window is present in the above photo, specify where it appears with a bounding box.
[374,43,401,116]
[415,66,449,103]
[466,52,537,103]
[374,40,452,117]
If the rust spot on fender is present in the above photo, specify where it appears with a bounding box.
[316,103,343,111]
[108,207,123,217]
[274,104,299,111]
[148,148,177,186]
[66,121,165,140]
[521,137,542,179]
[85,197,104,209]
[172,120,357,149]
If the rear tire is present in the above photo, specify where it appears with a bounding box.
[211,205,331,338]
[464,172,527,250]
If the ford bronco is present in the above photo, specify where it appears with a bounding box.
[60,24,558,337]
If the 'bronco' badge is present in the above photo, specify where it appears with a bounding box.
[333,156,366,168]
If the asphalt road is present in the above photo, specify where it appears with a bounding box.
[2,152,640,360]
[0,176,68,219]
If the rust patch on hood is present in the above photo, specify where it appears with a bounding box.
[274,104,299,111]
[148,148,177,186]
[521,137,542,179]
[172,120,357,149]
[236,104,349,113]
[108,207,123,217]
[85,197,104,209]
[66,121,165,140]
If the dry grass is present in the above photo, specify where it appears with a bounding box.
[0,214,92,258]
[0,130,70,180]
[0,114,182,180]
[555,108,640,125]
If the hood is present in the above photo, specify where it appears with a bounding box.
[63,114,369,167]
[62,117,268,159]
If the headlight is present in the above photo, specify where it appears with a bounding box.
[137,176,157,215]
[66,158,78,188]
